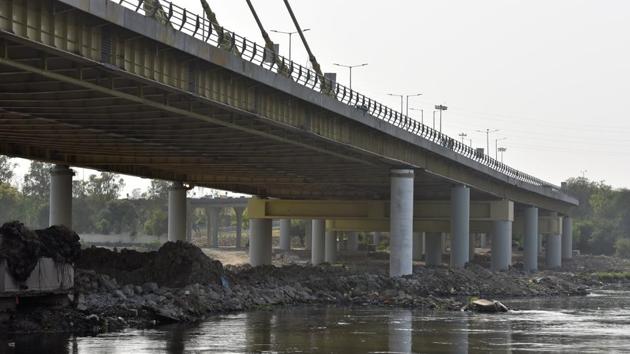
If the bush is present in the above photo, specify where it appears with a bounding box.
[615,238,630,259]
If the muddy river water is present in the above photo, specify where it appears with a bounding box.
[3,290,630,353]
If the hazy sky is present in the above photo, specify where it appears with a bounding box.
[11,0,630,193]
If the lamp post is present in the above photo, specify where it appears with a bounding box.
[409,107,424,125]
[476,128,499,156]
[458,132,467,144]
[498,147,507,162]
[434,105,448,133]
[270,28,310,61]
[333,63,367,90]
[388,93,423,116]
[495,137,507,159]
[387,93,404,114]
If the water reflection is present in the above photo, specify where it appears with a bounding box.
[3,291,630,353]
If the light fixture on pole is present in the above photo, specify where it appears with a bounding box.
[458,132,467,144]
[498,147,507,162]
[495,137,507,159]
[409,107,424,125]
[270,28,311,61]
[333,63,367,90]
[434,104,448,133]
[475,128,499,156]
[387,93,404,114]
[405,94,423,117]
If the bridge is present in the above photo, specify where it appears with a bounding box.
[0,0,578,276]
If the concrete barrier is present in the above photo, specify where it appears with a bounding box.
[0,258,74,293]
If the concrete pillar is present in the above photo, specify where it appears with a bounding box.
[491,220,512,271]
[347,232,359,252]
[479,233,487,248]
[450,185,470,268]
[279,219,291,251]
[234,207,244,249]
[185,201,193,242]
[389,169,414,277]
[412,233,424,261]
[442,233,448,253]
[469,234,476,261]
[249,218,272,266]
[167,182,187,242]
[206,208,220,248]
[523,206,539,272]
[373,232,381,247]
[546,234,562,269]
[325,231,337,263]
[425,232,443,266]
[49,165,74,227]
[311,219,325,265]
[305,220,312,250]
[562,216,573,260]
[538,233,544,254]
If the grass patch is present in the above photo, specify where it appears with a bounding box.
[593,272,630,281]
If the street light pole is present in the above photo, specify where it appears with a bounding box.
[458,132,467,144]
[406,93,422,117]
[434,105,448,133]
[495,137,507,159]
[270,28,310,61]
[498,147,507,162]
[409,108,424,125]
[387,93,404,114]
[333,63,368,90]
[476,128,499,156]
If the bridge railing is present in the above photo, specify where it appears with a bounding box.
[115,0,556,189]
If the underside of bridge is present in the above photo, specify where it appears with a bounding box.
[0,0,577,215]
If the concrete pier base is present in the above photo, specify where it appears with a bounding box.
[49,165,74,227]
[234,207,244,249]
[373,232,381,247]
[425,232,443,266]
[311,220,325,265]
[168,182,187,242]
[469,234,476,261]
[347,232,359,252]
[249,219,272,266]
[325,231,337,263]
[450,185,470,268]
[305,220,312,250]
[562,216,573,260]
[412,233,424,261]
[523,206,539,272]
[389,169,414,277]
[491,220,512,271]
[279,219,291,251]
[546,234,562,269]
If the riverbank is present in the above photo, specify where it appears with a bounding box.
[2,242,629,335]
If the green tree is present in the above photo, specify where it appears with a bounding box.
[22,161,52,201]
[147,180,171,200]
[144,207,168,236]
[85,172,125,204]
[0,156,16,184]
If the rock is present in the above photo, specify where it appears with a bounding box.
[113,290,127,300]
[142,282,159,293]
[462,299,509,313]
[122,285,135,297]
[99,276,118,291]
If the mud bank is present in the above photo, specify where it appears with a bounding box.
[3,242,627,335]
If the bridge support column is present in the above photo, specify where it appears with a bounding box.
[249,219,272,266]
[347,232,359,252]
[279,219,291,251]
[413,233,424,261]
[185,201,193,242]
[479,233,487,248]
[523,206,539,272]
[469,234,476,261]
[546,234,561,269]
[491,220,512,271]
[168,182,187,242]
[311,220,326,265]
[450,185,470,268]
[389,169,414,277]
[425,232,443,266]
[562,216,573,260]
[234,207,245,249]
[49,165,74,227]
[304,220,312,250]
[373,232,381,247]
[206,207,220,248]
[325,231,337,263]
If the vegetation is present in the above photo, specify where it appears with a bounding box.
[562,177,630,258]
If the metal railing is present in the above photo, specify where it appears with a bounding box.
[115,0,555,189]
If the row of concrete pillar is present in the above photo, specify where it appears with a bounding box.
[47,165,574,277]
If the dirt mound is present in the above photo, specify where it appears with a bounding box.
[0,222,42,282]
[77,242,225,288]
[36,225,82,263]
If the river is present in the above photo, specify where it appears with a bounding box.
[3,290,630,353]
